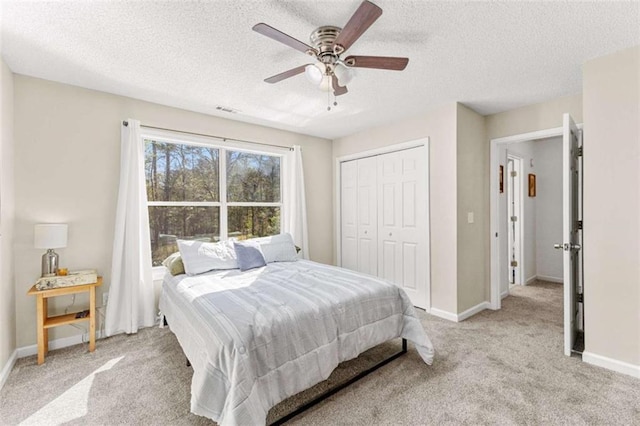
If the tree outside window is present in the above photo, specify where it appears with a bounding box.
[145,139,282,266]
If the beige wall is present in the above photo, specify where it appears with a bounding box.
[13,75,333,347]
[583,46,639,366]
[0,59,16,378]
[333,103,459,314]
[486,94,583,140]
[456,104,487,312]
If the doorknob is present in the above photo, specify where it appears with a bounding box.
[554,243,563,250]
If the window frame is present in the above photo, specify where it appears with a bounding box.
[142,128,288,276]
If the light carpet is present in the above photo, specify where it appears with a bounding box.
[1,281,638,425]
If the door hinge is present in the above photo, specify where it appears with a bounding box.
[510,260,518,267]
[510,171,517,177]
[577,293,584,303]
[576,220,583,230]
[510,216,518,222]
[576,147,583,157]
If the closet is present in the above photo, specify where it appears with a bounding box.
[339,144,429,309]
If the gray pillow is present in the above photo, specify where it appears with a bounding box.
[233,241,267,271]
[252,233,298,263]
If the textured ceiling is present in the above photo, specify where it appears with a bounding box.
[1,1,639,139]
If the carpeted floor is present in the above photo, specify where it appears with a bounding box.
[1,281,638,425]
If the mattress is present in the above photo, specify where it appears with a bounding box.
[159,259,434,425]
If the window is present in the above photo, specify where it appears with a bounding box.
[144,136,283,266]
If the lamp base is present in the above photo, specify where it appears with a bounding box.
[42,249,59,277]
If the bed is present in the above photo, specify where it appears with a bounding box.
[159,254,434,425]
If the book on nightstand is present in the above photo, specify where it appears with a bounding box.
[35,269,98,291]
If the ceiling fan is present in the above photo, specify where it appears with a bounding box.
[252,0,408,103]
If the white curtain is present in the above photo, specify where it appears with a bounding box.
[105,119,156,336]
[285,145,309,259]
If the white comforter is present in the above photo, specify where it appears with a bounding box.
[159,260,434,425]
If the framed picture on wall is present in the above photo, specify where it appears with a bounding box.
[499,165,504,193]
[528,173,536,197]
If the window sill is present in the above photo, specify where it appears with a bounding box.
[152,266,167,281]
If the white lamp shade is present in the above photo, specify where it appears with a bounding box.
[34,224,68,249]
[304,63,325,85]
[318,75,332,92]
[333,63,354,85]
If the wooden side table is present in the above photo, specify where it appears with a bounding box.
[27,277,103,364]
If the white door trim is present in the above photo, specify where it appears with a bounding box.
[335,138,431,311]
[490,125,582,309]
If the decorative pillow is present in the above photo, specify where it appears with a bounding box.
[233,241,267,271]
[161,252,186,276]
[177,239,238,276]
[253,233,298,263]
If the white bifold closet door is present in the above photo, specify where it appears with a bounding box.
[340,146,427,308]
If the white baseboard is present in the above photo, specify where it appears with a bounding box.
[501,290,509,299]
[429,308,458,322]
[431,301,491,322]
[536,275,563,284]
[16,331,105,359]
[0,349,18,391]
[582,351,640,379]
[525,275,537,285]
[457,301,491,322]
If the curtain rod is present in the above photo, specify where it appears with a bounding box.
[122,121,294,151]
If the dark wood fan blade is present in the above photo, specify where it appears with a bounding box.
[332,75,348,96]
[253,23,317,56]
[264,64,308,84]
[332,1,382,54]
[344,55,409,70]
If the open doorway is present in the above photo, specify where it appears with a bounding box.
[490,118,583,357]
[500,140,563,298]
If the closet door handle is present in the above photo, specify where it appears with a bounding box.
[389,232,392,237]
[364,230,368,234]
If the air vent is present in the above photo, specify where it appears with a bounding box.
[216,106,239,114]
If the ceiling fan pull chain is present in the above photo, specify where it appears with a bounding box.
[327,83,331,111]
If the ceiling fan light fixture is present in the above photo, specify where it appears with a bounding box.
[318,75,332,92]
[305,63,325,85]
[333,63,354,86]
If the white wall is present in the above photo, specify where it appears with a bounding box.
[583,46,639,368]
[0,59,16,383]
[534,137,562,281]
[13,75,333,348]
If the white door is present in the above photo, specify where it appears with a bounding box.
[340,160,358,271]
[506,155,523,285]
[377,146,427,308]
[562,113,582,356]
[357,156,378,275]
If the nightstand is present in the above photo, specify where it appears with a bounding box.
[27,277,103,364]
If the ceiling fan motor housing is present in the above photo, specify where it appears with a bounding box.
[310,26,342,64]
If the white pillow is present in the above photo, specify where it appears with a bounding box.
[177,239,238,276]
[252,233,298,263]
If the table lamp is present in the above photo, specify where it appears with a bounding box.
[34,224,68,277]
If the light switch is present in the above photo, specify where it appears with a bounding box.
[467,212,474,224]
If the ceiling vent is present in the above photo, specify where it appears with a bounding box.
[216,106,239,114]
